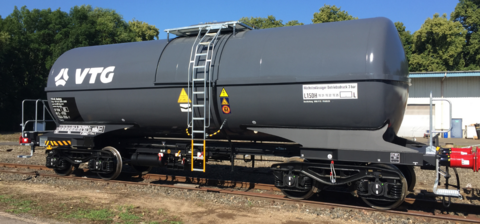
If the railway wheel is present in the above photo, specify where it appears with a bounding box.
[280,157,319,200]
[53,159,74,176]
[97,146,123,181]
[360,164,407,210]
[281,183,318,200]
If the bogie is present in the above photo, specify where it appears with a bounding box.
[272,161,409,209]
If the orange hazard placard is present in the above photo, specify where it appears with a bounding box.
[221,98,229,105]
[222,105,231,114]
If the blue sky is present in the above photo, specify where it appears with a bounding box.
[0,0,459,39]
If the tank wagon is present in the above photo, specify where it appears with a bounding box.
[18,18,479,210]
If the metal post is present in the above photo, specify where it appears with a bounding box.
[43,103,46,121]
[252,155,255,168]
[21,100,25,136]
[167,32,169,42]
[429,92,433,148]
[34,99,40,131]
[233,23,236,36]
[228,138,234,172]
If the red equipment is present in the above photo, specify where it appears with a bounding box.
[439,147,480,172]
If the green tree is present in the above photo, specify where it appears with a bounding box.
[239,15,303,29]
[394,22,413,67]
[409,13,467,72]
[128,19,159,41]
[240,15,284,29]
[451,0,480,70]
[0,15,9,51]
[312,4,358,24]
[0,6,71,131]
[284,20,304,26]
[0,31,9,50]
[89,7,131,44]
[0,5,158,132]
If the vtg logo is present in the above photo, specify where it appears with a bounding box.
[54,66,115,86]
[54,68,69,86]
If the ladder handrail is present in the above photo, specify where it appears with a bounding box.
[187,27,203,128]
[187,22,228,172]
[21,99,58,136]
[426,92,452,154]
[206,28,222,128]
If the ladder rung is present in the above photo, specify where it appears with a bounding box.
[192,168,204,172]
[193,78,205,81]
[199,42,210,45]
[205,33,216,36]
[192,130,204,133]
[193,157,204,159]
[193,91,204,94]
[193,66,205,69]
[193,143,204,147]
[192,104,204,107]
[192,117,204,120]
[196,53,207,56]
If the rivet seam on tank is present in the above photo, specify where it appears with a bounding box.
[220,88,231,114]
[178,88,192,113]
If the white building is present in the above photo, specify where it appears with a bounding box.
[397,71,480,138]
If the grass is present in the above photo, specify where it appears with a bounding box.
[118,205,141,221]
[246,200,253,207]
[64,208,114,221]
[0,195,33,214]
[0,194,184,224]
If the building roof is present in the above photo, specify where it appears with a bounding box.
[409,71,480,78]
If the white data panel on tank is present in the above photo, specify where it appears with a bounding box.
[303,83,358,103]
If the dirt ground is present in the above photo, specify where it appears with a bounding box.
[0,133,20,142]
[1,133,480,223]
[0,176,352,224]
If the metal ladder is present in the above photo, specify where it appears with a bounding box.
[188,25,223,172]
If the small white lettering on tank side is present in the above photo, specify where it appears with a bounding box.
[55,125,105,135]
[303,83,358,103]
[50,98,73,121]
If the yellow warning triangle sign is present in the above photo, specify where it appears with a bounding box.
[221,98,229,105]
[177,88,191,103]
[220,88,229,97]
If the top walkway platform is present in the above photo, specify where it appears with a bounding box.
[164,21,253,37]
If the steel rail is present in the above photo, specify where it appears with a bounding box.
[0,163,278,191]
[1,162,480,223]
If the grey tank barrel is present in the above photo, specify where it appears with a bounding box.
[45,17,408,144]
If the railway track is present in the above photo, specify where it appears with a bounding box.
[1,162,480,223]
